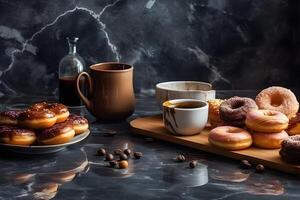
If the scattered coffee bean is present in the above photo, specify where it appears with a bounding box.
[119,153,128,161]
[175,154,186,162]
[124,149,131,156]
[97,148,106,156]
[119,160,129,169]
[105,153,114,161]
[144,137,155,143]
[133,152,142,159]
[255,164,265,173]
[240,160,252,169]
[114,149,122,155]
[189,160,197,168]
[109,161,118,168]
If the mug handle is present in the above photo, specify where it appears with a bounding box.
[76,72,93,111]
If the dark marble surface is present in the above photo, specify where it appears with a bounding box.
[0,92,299,200]
[0,0,299,97]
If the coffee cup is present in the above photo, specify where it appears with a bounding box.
[76,62,135,120]
[163,99,208,135]
[156,81,215,109]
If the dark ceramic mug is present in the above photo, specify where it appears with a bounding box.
[76,62,135,120]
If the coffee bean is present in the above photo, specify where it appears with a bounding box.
[240,160,252,169]
[105,153,114,161]
[124,149,131,156]
[255,164,265,173]
[97,148,106,156]
[133,152,142,159]
[109,161,118,168]
[119,153,128,161]
[114,149,122,155]
[119,160,129,169]
[175,154,186,162]
[189,160,197,168]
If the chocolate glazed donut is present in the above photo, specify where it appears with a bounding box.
[219,96,258,127]
[280,136,300,164]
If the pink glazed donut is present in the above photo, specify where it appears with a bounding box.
[209,126,252,150]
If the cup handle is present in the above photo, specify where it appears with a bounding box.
[76,72,93,111]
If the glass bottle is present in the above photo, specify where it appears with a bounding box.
[59,37,86,106]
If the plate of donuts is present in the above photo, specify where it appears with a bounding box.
[0,102,90,154]
[0,129,90,154]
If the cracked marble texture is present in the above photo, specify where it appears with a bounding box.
[0,0,297,96]
[0,94,300,200]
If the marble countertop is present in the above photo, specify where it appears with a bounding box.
[0,92,299,200]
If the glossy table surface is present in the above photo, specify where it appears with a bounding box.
[0,91,299,200]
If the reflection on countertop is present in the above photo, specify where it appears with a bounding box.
[0,148,88,199]
[0,94,299,200]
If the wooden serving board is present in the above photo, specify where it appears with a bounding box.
[130,115,300,175]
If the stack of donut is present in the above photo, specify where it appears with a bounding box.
[208,86,300,153]
[245,86,299,149]
[245,110,289,149]
[208,96,257,150]
[0,102,89,146]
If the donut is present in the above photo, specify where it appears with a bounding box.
[38,122,75,145]
[0,127,36,146]
[280,135,300,164]
[0,110,22,126]
[208,99,224,128]
[209,126,252,150]
[245,109,289,133]
[255,86,299,119]
[66,114,89,135]
[286,113,300,135]
[18,109,57,130]
[219,97,258,127]
[251,130,288,149]
[30,102,69,123]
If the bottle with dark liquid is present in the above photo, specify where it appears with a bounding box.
[59,37,86,106]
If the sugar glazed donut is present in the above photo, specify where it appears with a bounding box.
[18,109,57,130]
[66,114,89,135]
[0,126,36,146]
[280,135,300,164]
[38,122,75,145]
[255,86,299,119]
[219,97,258,127]
[286,113,300,135]
[251,131,288,149]
[0,110,22,126]
[30,102,69,123]
[209,126,252,150]
[245,110,289,133]
[208,99,224,128]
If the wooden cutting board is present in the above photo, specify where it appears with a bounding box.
[130,115,300,175]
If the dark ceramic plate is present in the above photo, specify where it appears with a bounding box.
[0,130,90,154]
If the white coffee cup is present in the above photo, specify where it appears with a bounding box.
[163,99,208,136]
[156,81,215,109]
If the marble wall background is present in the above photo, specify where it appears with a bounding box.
[0,0,296,97]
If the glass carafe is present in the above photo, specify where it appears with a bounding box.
[59,37,86,106]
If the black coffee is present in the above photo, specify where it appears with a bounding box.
[59,76,85,106]
[172,102,206,109]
